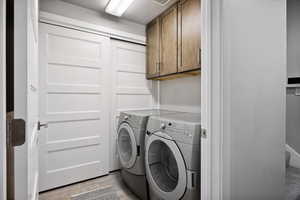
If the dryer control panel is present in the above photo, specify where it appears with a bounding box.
[147,116,201,145]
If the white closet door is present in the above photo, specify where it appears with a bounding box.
[110,40,157,171]
[39,23,110,191]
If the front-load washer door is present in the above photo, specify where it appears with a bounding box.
[117,123,137,169]
[145,132,187,200]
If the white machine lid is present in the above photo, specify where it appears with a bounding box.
[152,112,201,125]
[121,109,180,117]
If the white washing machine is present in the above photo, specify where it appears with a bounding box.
[145,112,201,200]
[117,109,179,200]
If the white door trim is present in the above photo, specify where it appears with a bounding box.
[201,0,225,199]
[39,11,146,45]
[211,0,227,199]
[200,0,211,198]
[0,0,6,199]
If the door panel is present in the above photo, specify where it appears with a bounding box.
[146,19,160,78]
[160,5,178,76]
[47,64,101,85]
[39,23,110,191]
[179,0,201,72]
[110,40,155,171]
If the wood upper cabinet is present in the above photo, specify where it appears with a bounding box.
[160,5,178,76]
[179,0,201,72]
[146,0,201,79]
[146,19,160,79]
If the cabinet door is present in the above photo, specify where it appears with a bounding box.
[179,0,201,72]
[160,5,178,76]
[146,19,160,78]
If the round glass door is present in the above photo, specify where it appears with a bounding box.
[117,123,137,169]
[145,133,187,199]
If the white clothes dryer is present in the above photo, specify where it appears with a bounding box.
[145,112,201,200]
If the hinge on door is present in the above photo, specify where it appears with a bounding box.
[7,114,26,146]
[38,121,48,131]
[201,128,207,138]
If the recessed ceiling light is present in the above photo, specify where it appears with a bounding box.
[105,0,135,17]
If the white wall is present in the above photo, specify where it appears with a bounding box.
[221,0,286,199]
[0,0,6,199]
[159,76,201,113]
[39,0,145,36]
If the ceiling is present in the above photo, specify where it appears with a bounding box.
[62,0,177,25]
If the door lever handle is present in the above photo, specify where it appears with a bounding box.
[38,121,48,131]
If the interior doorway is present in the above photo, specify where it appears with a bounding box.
[286,1,300,199]
[0,0,6,199]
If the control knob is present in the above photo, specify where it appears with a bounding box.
[160,123,166,130]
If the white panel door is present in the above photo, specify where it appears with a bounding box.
[110,40,157,171]
[39,23,110,191]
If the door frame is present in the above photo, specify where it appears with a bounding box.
[0,0,6,199]
[201,0,224,199]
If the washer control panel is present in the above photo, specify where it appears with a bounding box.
[158,120,201,145]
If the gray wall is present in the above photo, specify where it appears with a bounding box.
[159,76,201,113]
[221,0,286,199]
[287,88,300,153]
[39,0,145,36]
[287,0,300,77]
[286,0,300,154]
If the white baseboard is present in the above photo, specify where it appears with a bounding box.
[286,144,300,168]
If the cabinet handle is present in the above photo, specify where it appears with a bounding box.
[198,48,201,65]
[156,62,160,73]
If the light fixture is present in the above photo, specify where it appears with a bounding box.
[105,0,135,17]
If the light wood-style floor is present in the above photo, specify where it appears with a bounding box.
[39,171,140,200]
